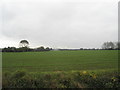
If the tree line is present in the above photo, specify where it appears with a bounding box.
[102,41,120,50]
[2,46,52,52]
[58,41,120,51]
[1,40,120,52]
[2,40,52,52]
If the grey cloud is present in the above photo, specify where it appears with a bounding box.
[0,0,118,48]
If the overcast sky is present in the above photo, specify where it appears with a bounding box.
[0,0,119,49]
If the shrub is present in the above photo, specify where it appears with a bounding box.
[2,70,120,88]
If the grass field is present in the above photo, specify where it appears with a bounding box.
[2,50,118,72]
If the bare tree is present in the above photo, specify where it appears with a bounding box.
[116,42,120,49]
[109,42,115,49]
[102,42,115,50]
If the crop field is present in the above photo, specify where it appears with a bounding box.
[2,50,118,72]
[2,50,119,88]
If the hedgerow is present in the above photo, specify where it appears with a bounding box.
[2,70,120,88]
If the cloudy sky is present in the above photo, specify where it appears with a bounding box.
[0,0,118,49]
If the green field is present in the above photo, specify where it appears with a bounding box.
[2,50,118,72]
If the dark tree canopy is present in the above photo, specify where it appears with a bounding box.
[20,40,29,44]
[36,46,45,51]
[19,40,29,48]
